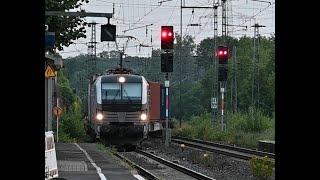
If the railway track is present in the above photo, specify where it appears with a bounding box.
[135,149,215,180]
[111,150,160,180]
[112,148,215,180]
[171,136,275,161]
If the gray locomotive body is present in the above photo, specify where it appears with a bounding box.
[86,71,150,145]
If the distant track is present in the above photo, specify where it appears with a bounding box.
[171,136,275,160]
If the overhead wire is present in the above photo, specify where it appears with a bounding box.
[61,0,274,58]
[166,0,179,24]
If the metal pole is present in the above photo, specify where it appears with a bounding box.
[251,24,265,108]
[179,0,183,128]
[45,77,48,131]
[45,11,113,18]
[55,76,59,143]
[120,51,123,68]
[213,3,218,126]
[48,77,53,131]
[252,25,256,107]
[221,83,224,131]
[234,46,238,112]
[257,31,260,108]
[56,101,59,143]
[165,73,169,147]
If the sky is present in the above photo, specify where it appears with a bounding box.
[58,0,275,59]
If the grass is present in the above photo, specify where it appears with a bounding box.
[96,142,117,153]
[172,109,275,149]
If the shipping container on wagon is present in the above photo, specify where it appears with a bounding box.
[148,81,161,121]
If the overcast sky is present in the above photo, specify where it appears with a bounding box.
[58,0,275,59]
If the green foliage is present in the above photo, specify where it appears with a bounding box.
[45,0,89,50]
[173,110,274,149]
[58,130,74,143]
[96,143,107,151]
[61,35,274,127]
[250,156,274,180]
[173,112,230,142]
[96,143,117,154]
[60,98,86,140]
[57,71,86,142]
[228,107,274,133]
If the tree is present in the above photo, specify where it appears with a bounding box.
[60,35,275,120]
[57,71,86,141]
[45,0,89,50]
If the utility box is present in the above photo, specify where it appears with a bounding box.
[258,140,275,153]
[162,128,172,142]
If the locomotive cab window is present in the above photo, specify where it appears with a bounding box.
[101,82,142,101]
[122,83,142,100]
[102,83,121,100]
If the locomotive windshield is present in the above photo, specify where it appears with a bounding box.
[102,83,121,100]
[122,83,141,100]
[101,83,142,101]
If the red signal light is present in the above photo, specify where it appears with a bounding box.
[162,31,167,38]
[216,46,229,58]
[161,26,174,49]
[216,46,229,64]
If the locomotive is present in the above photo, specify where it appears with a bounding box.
[85,68,167,146]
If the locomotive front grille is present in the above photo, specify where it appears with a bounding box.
[105,112,141,122]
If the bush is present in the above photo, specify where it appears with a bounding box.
[250,156,274,179]
[228,107,273,134]
[58,131,75,143]
[173,109,275,149]
[57,71,86,142]
[59,98,86,142]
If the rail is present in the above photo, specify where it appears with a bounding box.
[135,149,215,180]
[172,136,275,160]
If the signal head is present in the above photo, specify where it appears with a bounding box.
[161,26,174,49]
[216,46,229,64]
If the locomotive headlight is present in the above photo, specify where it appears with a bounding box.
[96,113,103,121]
[118,76,125,83]
[140,113,147,121]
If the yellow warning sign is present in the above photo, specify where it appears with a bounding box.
[45,65,56,78]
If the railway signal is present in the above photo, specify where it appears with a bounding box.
[161,26,174,50]
[216,45,229,64]
[216,45,229,82]
[161,52,173,72]
[160,26,174,147]
[215,45,230,131]
[218,66,228,81]
[161,26,174,72]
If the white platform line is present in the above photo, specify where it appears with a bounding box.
[132,174,146,180]
[74,143,107,180]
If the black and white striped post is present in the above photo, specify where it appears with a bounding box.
[165,73,170,147]
[221,86,225,131]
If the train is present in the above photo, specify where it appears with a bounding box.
[85,68,168,146]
